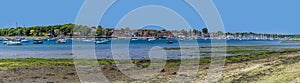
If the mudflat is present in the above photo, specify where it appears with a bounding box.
[1,49,300,82]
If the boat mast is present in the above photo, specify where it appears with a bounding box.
[16,22,20,38]
[23,25,26,36]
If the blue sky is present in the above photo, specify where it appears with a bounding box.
[1,0,300,34]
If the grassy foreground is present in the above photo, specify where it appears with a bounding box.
[1,47,300,82]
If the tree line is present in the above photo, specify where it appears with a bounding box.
[0,24,299,38]
[0,24,113,37]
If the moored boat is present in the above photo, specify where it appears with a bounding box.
[82,39,94,42]
[148,38,156,41]
[6,41,22,45]
[19,38,29,43]
[167,40,173,44]
[131,38,138,41]
[2,38,10,44]
[56,39,67,44]
[21,39,29,43]
[96,39,110,44]
[33,39,43,44]
[47,38,56,41]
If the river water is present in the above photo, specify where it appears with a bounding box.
[0,39,299,60]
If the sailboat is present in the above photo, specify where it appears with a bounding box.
[48,28,56,41]
[95,28,110,44]
[7,22,22,45]
[56,28,67,44]
[56,38,67,44]
[16,25,29,43]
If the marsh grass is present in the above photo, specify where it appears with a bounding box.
[281,40,300,43]
[225,48,300,63]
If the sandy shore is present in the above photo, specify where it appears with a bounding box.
[1,52,300,83]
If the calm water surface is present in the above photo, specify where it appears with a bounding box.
[1,39,300,60]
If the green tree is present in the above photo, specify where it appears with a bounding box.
[96,25,103,36]
[192,29,199,35]
[180,29,187,35]
[202,28,208,34]
[54,29,60,36]
[217,31,224,35]
[29,30,36,36]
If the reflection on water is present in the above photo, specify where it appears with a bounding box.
[1,39,300,60]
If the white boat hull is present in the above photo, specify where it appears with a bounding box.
[6,41,22,45]
[96,40,110,44]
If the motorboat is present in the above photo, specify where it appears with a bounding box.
[167,40,173,44]
[33,39,43,44]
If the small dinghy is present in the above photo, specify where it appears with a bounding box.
[33,39,43,44]
[167,40,173,44]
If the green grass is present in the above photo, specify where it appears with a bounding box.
[226,48,300,63]
[0,58,118,70]
[281,40,300,43]
[0,58,73,67]
[0,67,13,71]
[226,50,270,54]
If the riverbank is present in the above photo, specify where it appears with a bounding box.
[1,48,300,82]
